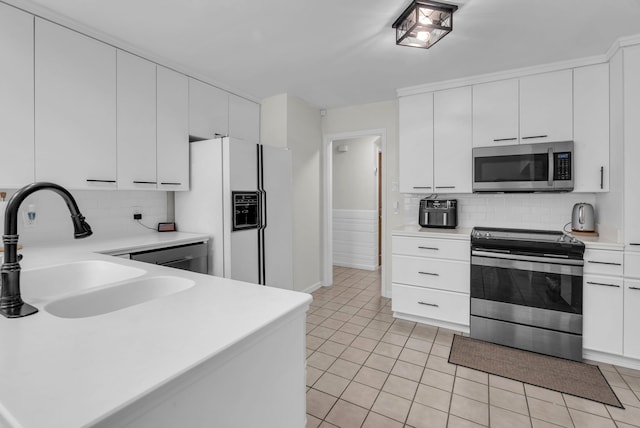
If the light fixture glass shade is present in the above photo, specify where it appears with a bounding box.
[392,0,458,49]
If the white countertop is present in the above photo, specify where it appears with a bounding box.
[392,225,472,240]
[0,233,312,428]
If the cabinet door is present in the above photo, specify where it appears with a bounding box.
[434,86,472,193]
[582,275,623,355]
[624,45,640,246]
[117,51,157,190]
[399,93,434,193]
[0,3,34,188]
[35,18,117,189]
[228,94,260,143]
[624,279,640,358]
[472,79,519,147]
[573,64,609,192]
[519,70,573,144]
[157,66,189,191]
[189,79,229,139]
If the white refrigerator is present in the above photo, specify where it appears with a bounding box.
[175,137,293,289]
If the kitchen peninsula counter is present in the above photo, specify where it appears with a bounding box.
[0,233,312,428]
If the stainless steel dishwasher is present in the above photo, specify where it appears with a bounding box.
[129,242,208,274]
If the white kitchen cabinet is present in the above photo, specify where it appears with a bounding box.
[519,70,573,144]
[399,93,434,193]
[392,233,470,331]
[472,79,519,147]
[573,63,610,192]
[583,274,623,355]
[117,51,157,190]
[0,3,34,188]
[624,278,640,359]
[35,18,117,190]
[228,94,260,143]
[157,66,189,191]
[624,45,640,246]
[189,78,229,139]
[434,86,472,193]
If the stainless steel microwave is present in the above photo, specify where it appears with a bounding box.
[472,141,574,192]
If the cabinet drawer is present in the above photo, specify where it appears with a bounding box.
[392,283,469,326]
[583,249,623,276]
[392,255,469,293]
[392,236,469,261]
[624,250,640,279]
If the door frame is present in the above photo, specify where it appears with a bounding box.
[322,128,387,294]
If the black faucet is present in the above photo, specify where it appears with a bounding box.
[0,182,93,318]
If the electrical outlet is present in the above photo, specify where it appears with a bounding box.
[132,206,142,220]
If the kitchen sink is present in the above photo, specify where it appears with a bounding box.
[21,260,146,300]
[44,276,195,318]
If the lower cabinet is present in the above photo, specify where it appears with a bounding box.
[624,278,640,359]
[391,233,470,331]
[582,274,623,355]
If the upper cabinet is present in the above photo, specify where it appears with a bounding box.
[399,93,434,193]
[519,70,573,143]
[434,87,472,193]
[472,79,519,147]
[189,78,229,139]
[229,94,260,143]
[472,70,573,147]
[35,18,117,190]
[0,3,34,188]
[573,63,610,193]
[157,66,189,191]
[117,51,157,190]
[623,45,640,246]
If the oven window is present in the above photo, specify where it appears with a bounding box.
[474,153,549,182]
[471,264,582,314]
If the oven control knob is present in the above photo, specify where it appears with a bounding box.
[484,232,491,238]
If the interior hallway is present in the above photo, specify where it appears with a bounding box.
[305,266,640,428]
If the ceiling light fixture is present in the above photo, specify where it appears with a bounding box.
[392,0,458,49]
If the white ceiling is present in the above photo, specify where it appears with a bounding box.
[7,0,640,109]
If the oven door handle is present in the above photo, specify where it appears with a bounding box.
[472,250,583,266]
[472,253,583,276]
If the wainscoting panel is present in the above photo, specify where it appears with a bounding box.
[333,209,378,271]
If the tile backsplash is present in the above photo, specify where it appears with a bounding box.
[0,189,167,245]
[404,193,598,231]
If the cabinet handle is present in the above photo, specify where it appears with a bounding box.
[435,186,455,189]
[493,138,518,142]
[600,166,604,190]
[86,179,116,183]
[418,271,439,276]
[418,246,439,251]
[586,281,620,288]
[413,186,432,189]
[630,243,640,246]
[629,287,640,291]
[160,182,182,185]
[522,135,548,140]
[418,301,439,307]
[587,260,622,266]
[133,181,157,184]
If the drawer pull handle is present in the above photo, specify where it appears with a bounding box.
[86,179,116,183]
[435,186,455,189]
[418,246,439,251]
[587,281,620,288]
[413,186,432,189]
[630,243,640,246]
[587,261,622,266]
[493,137,517,142]
[418,301,439,307]
[160,182,182,186]
[629,287,640,291]
[418,271,439,276]
[133,180,157,184]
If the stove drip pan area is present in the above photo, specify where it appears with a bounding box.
[470,227,585,361]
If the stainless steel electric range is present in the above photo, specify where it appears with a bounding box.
[470,227,585,361]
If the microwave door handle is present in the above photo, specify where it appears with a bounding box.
[548,147,554,187]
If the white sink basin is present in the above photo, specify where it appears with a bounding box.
[21,260,146,300]
[45,276,195,318]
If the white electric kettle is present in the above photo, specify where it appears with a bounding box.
[571,203,595,232]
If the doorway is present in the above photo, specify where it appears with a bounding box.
[322,129,387,295]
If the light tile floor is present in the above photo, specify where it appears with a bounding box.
[306,266,640,428]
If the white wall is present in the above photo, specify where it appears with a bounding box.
[0,188,167,246]
[261,94,323,293]
[332,136,379,210]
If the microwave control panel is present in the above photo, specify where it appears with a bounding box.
[553,152,572,180]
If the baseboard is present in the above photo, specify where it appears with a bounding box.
[393,311,470,334]
[583,349,640,371]
[333,261,378,271]
[301,281,323,294]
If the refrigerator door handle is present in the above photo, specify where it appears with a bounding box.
[261,190,267,230]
